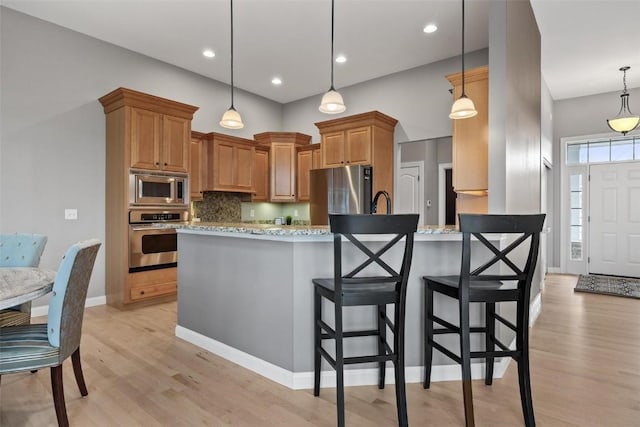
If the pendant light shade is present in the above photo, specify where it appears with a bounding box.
[607,66,639,135]
[220,0,244,129]
[319,0,346,114]
[450,0,477,120]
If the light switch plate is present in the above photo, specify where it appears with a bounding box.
[64,209,78,220]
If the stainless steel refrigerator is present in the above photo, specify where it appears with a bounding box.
[309,165,373,225]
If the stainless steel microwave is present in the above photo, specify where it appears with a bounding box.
[129,170,188,207]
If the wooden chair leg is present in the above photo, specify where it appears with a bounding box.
[50,365,69,427]
[71,347,88,397]
[335,304,345,427]
[313,290,321,397]
[377,304,387,389]
[459,299,475,427]
[517,327,536,426]
[394,302,409,427]
[423,286,434,389]
[485,302,495,385]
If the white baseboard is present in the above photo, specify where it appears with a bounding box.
[175,325,511,391]
[530,292,542,327]
[30,295,106,318]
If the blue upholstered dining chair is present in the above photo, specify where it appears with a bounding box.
[0,239,101,427]
[0,233,48,327]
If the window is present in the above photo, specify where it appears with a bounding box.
[569,173,583,261]
[567,136,640,164]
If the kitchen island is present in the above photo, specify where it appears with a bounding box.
[172,223,518,390]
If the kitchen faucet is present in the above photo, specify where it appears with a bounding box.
[371,190,392,214]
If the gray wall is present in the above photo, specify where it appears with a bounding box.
[283,49,489,144]
[400,137,452,225]
[0,8,282,301]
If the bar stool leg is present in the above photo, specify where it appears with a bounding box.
[517,321,536,426]
[485,302,495,385]
[313,289,322,396]
[423,286,434,389]
[459,298,475,427]
[394,300,409,427]
[377,304,387,389]
[335,303,345,427]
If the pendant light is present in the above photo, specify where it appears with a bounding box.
[607,66,639,135]
[449,0,477,120]
[319,0,346,114]
[220,0,244,129]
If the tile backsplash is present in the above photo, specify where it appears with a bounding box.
[192,192,243,222]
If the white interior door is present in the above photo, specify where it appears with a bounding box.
[589,162,640,277]
[398,162,424,225]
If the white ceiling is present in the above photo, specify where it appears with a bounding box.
[2,0,639,104]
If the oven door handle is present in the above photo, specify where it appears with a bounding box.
[130,226,177,233]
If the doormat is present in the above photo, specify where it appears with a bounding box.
[574,274,640,299]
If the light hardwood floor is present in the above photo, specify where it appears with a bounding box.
[1,274,639,426]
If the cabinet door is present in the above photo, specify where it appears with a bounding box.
[234,144,254,192]
[252,149,269,201]
[212,141,235,190]
[270,143,296,202]
[130,108,161,170]
[345,126,372,165]
[321,131,345,167]
[451,73,488,192]
[189,138,203,201]
[312,146,322,169]
[162,116,190,173]
[297,150,313,202]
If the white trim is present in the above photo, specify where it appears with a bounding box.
[547,267,562,274]
[529,291,542,327]
[30,295,106,318]
[438,162,453,225]
[175,325,510,391]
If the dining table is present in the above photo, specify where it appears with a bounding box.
[0,267,57,310]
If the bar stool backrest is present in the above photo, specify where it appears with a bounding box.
[329,214,419,296]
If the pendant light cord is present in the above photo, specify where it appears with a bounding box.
[230,0,235,108]
[330,0,335,91]
[622,67,628,95]
[461,0,466,97]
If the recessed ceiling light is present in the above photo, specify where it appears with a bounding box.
[335,55,347,64]
[271,77,282,85]
[423,24,438,34]
[202,49,215,58]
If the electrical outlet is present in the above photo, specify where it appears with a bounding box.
[64,209,78,220]
[250,209,255,218]
[294,209,298,217]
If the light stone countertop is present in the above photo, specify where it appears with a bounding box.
[160,221,461,242]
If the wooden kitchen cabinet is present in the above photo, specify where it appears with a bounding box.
[254,132,312,203]
[99,87,198,309]
[130,107,190,173]
[190,131,206,201]
[252,146,269,202]
[296,144,321,202]
[315,111,397,213]
[446,66,489,215]
[205,132,256,193]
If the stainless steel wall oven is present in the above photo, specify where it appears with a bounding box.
[128,209,188,273]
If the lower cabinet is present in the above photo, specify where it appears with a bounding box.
[127,268,177,303]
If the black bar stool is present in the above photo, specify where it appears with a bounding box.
[423,214,545,427]
[313,213,419,427]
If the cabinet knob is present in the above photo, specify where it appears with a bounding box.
[346,161,350,164]
[164,162,168,166]
[140,291,145,295]
[341,161,345,164]
[155,162,160,166]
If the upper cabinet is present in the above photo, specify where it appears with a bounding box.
[296,144,321,202]
[100,88,197,174]
[190,131,207,201]
[254,132,312,203]
[446,66,489,193]
[315,111,397,213]
[205,132,256,193]
[252,146,270,202]
[446,66,489,215]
